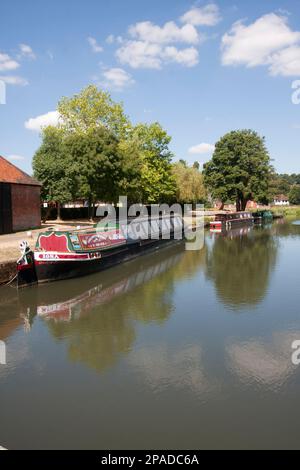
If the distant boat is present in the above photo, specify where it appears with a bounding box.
[16,215,185,288]
[210,212,254,232]
[252,210,273,224]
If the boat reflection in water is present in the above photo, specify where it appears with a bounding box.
[24,243,205,372]
[36,242,186,323]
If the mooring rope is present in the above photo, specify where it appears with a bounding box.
[4,273,17,286]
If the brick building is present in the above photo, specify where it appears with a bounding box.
[0,156,41,234]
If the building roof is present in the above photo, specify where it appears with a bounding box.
[274,194,289,201]
[0,155,41,186]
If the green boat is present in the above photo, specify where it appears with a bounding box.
[253,210,273,224]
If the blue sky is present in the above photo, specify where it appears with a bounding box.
[0,0,300,174]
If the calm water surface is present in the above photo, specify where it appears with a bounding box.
[1,219,300,449]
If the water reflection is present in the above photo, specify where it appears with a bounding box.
[0,287,35,340]
[206,226,278,308]
[128,344,220,398]
[226,331,300,389]
[32,244,206,372]
[1,220,300,449]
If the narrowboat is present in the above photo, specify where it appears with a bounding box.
[210,212,254,232]
[17,215,185,288]
[252,210,273,224]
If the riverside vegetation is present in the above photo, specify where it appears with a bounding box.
[32,85,299,215]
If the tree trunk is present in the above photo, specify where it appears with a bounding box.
[88,197,93,222]
[56,202,62,221]
[236,196,248,212]
[241,198,248,211]
[42,205,51,223]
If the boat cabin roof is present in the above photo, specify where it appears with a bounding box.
[214,212,253,221]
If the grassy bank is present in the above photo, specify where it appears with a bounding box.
[271,206,300,217]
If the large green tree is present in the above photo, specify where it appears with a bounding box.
[34,86,176,214]
[203,130,271,211]
[32,127,74,219]
[58,85,130,138]
[63,127,127,216]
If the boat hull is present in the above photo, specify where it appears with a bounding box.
[34,238,180,284]
[210,218,254,230]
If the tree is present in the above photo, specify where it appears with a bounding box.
[289,185,300,205]
[64,127,128,217]
[34,86,177,213]
[58,85,130,138]
[132,122,176,204]
[203,130,271,211]
[32,127,74,220]
[172,161,206,204]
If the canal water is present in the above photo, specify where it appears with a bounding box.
[1,219,300,449]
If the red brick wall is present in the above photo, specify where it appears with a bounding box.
[11,184,41,231]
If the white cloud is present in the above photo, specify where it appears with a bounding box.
[188,143,215,155]
[25,111,60,132]
[115,15,205,70]
[116,41,199,69]
[129,20,200,45]
[221,13,300,76]
[116,41,162,69]
[0,75,28,86]
[7,154,25,161]
[269,45,300,76]
[99,67,135,91]
[163,46,199,67]
[180,4,221,26]
[19,43,36,59]
[87,36,103,53]
[0,52,19,72]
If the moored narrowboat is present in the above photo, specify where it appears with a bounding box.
[252,210,273,224]
[210,212,254,232]
[17,215,185,288]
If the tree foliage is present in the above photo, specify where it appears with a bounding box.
[32,127,74,213]
[63,127,126,206]
[33,86,176,215]
[172,161,206,204]
[288,185,300,205]
[268,173,300,201]
[203,130,271,211]
[58,85,130,138]
[131,122,176,203]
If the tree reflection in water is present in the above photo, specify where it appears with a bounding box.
[44,245,206,372]
[206,226,278,308]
